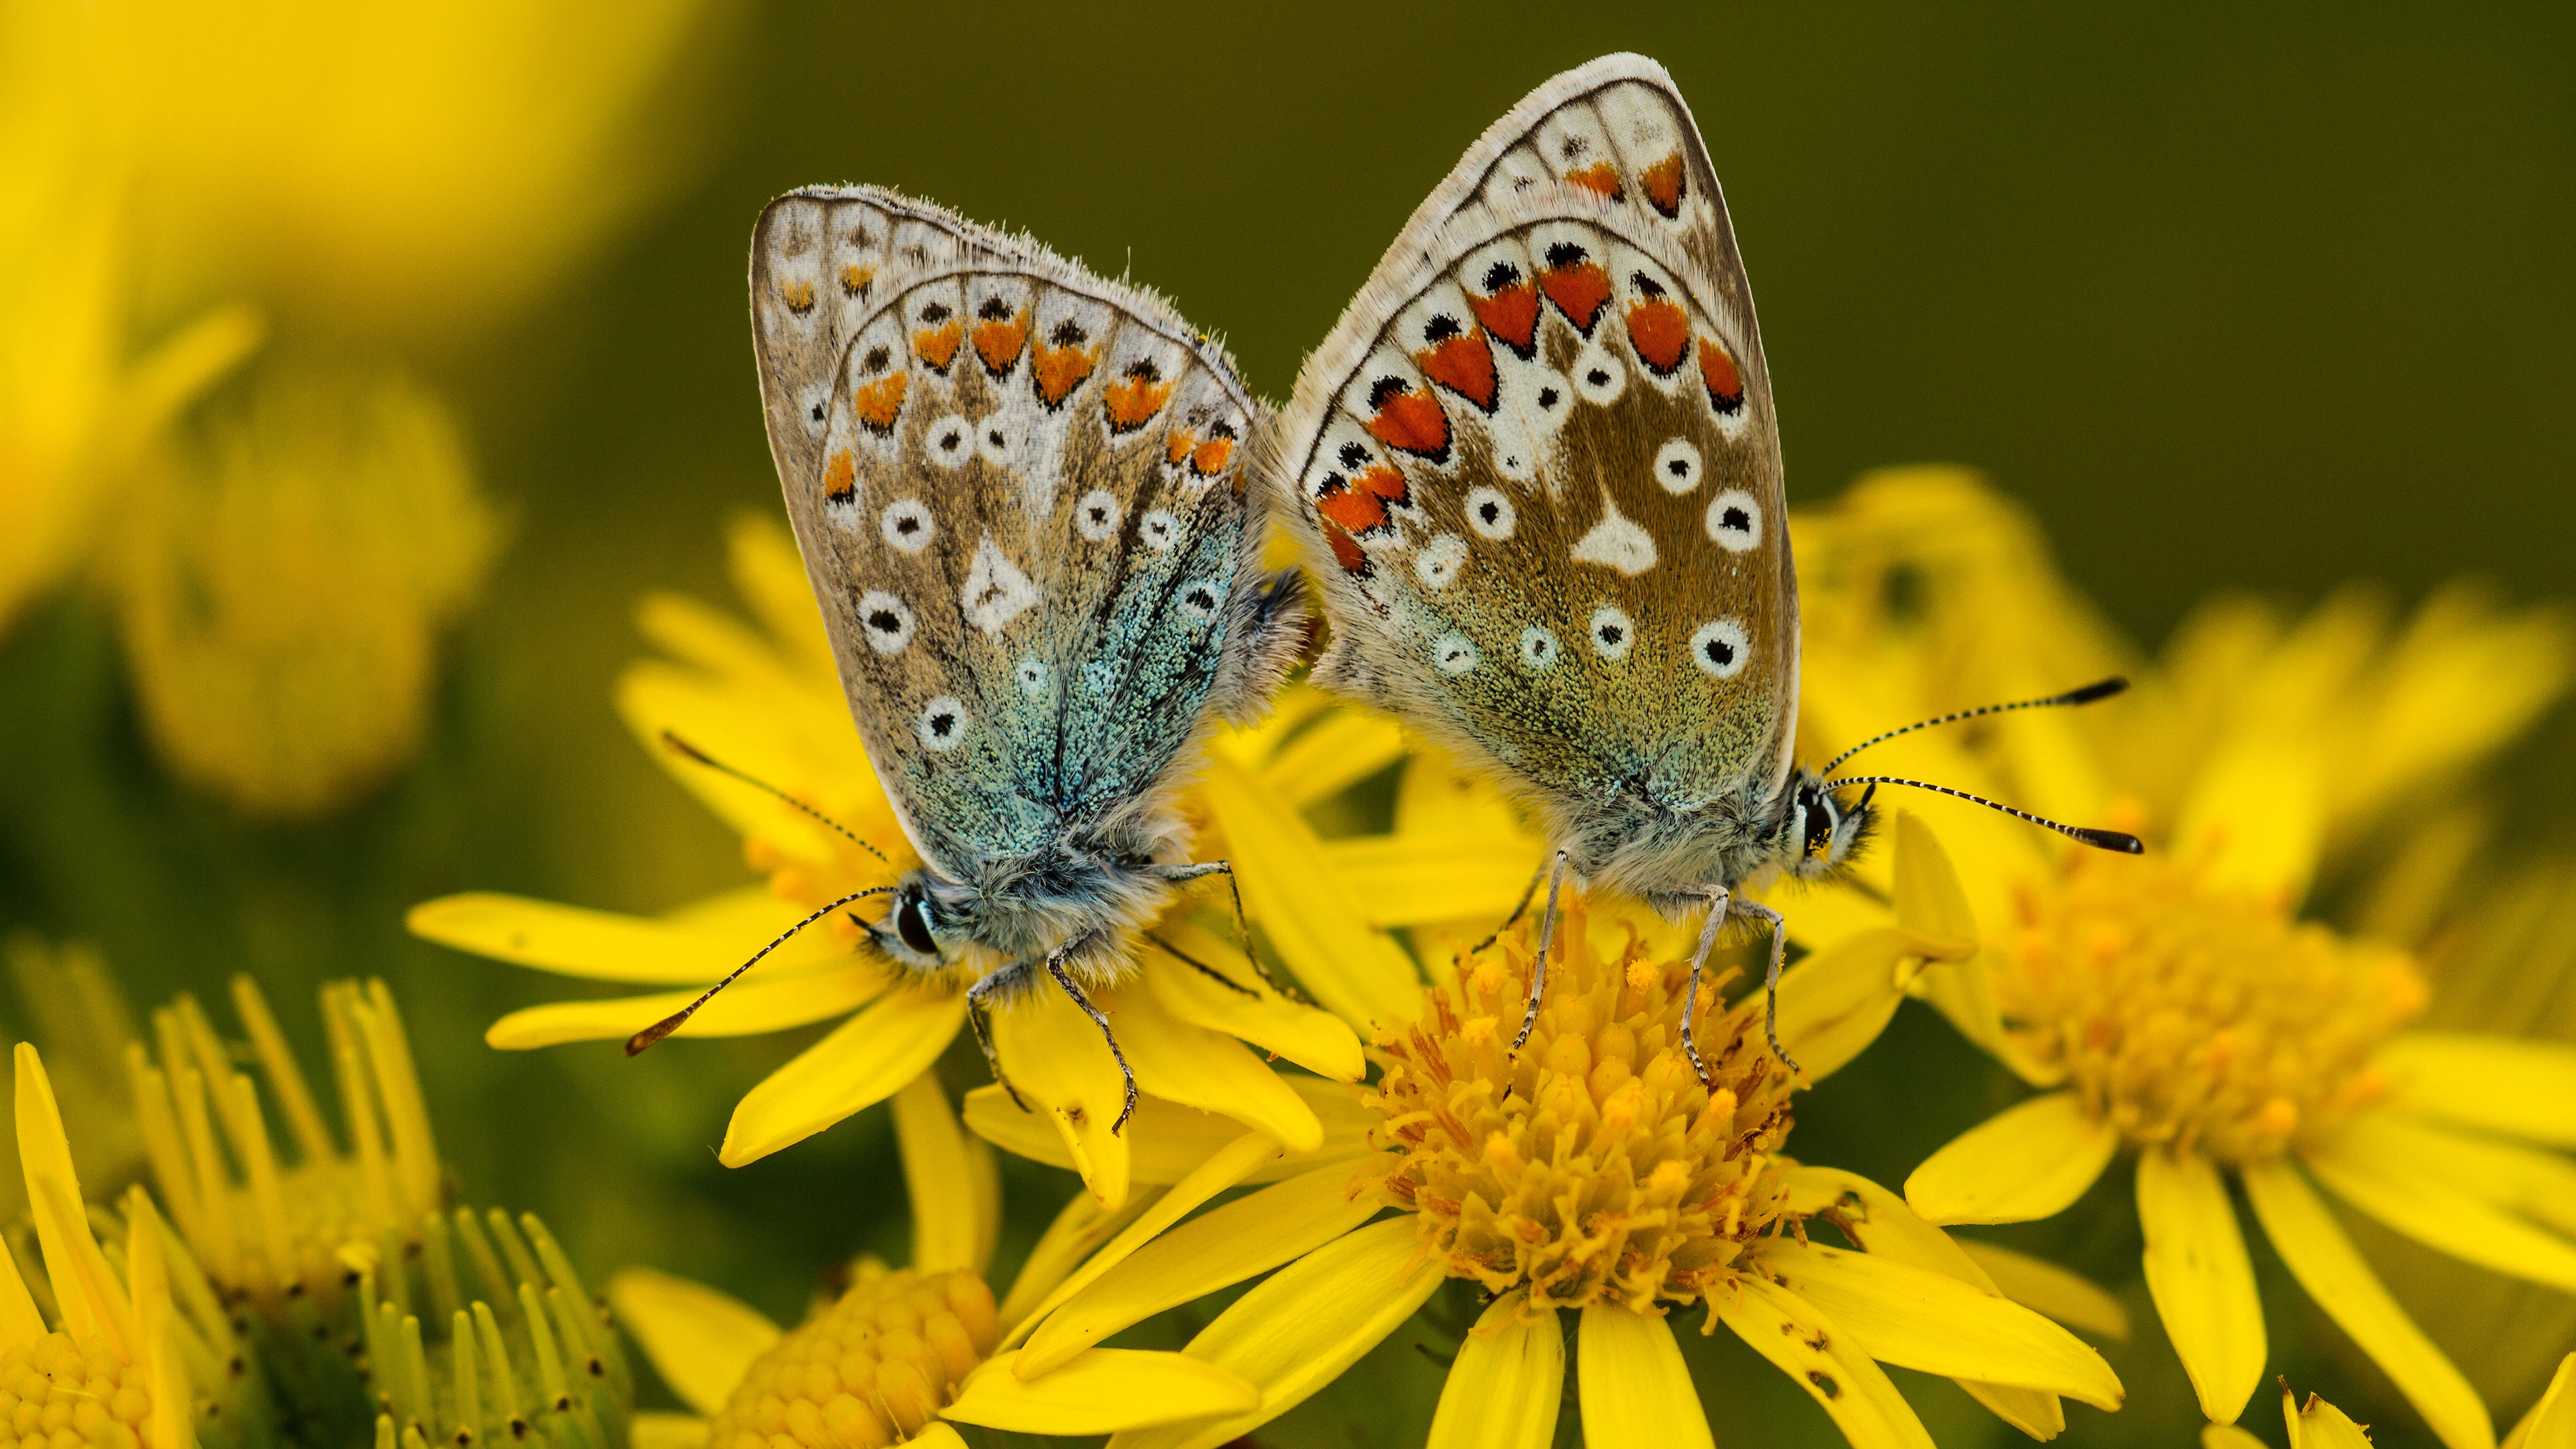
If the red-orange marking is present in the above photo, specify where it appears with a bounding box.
[1367,387,1450,458]
[1165,429,1197,465]
[1324,521,1369,576]
[1032,343,1099,408]
[1467,282,1540,356]
[1102,370,1175,433]
[1626,297,1691,376]
[853,374,908,434]
[823,448,856,500]
[1565,162,1623,201]
[780,278,817,313]
[912,322,963,373]
[1697,337,1746,413]
[1190,434,1234,477]
[971,311,1027,374]
[1539,258,1613,333]
[840,263,875,297]
[1642,154,1686,217]
[1315,464,1409,535]
[1415,331,1498,411]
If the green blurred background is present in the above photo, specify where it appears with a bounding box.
[3,3,2571,1445]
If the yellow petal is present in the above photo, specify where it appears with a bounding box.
[409,890,844,983]
[1905,1093,2118,1225]
[998,1189,1163,1332]
[2206,1424,2271,1449]
[1199,754,1422,1030]
[894,1075,997,1277]
[1000,1132,1285,1356]
[2504,1354,2574,1449]
[2306,1114,2576,1291]
[1782,1165,1998,1278]
[605,1267,780,1415]
[2177,737,2324,906]
[1892,811,1982,945]
[903,1424,969,1449]
[630,1413,708,1449]
[2241,1159,2494,1449]
[945,1349,1258,1434]
[17,1044,133,1354]
[1019,1157,1385,1377]
[1144,924,1364,1082]
[1102,1216,1442,1449]
[1392,746,1532,843]
[1711,1277,1934,1449]
[2137,1148,2265,1424]
[1751,1239,2122,1409]
[1322,835,1537,926]
[1427,1295,1563,1449]
[2379,1032,2576,1147]
[990,983,1138,1208]
[2285,1381,2379,1449]
[1256,707,1407,807]
[717,989,965,1167]
[2322,1110,2576,1239]
[1110,981,1322,1152]
[1956,1240,2132,1342]
[962,1077,1374,1187]
[1576,1307,1717,1449]
[484,964,879,1049]
[1773,928,1912,1083]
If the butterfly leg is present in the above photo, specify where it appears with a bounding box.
[1679,887,1732,1089]
[1151,860,1296,1000]
[1508,850,1572,1053]
[1471,854,1552,956]
[965,966,1031,1113]
[1046,948,1139,1134]
[1735,899,1803,1076]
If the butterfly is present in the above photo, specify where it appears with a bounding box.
[1262,54,2138,1079]
[639,186,1305,1130]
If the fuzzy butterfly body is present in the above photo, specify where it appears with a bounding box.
[748,186,1302,1112]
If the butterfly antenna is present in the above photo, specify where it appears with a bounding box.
[661,730,891,865]
[1825,776,2143,853]
[1819,678,2129,777]
[626,886,898,1055]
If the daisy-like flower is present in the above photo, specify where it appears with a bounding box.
[968,842,2127,1449]
[409,517,1513,1207]
[609,1074,1263,1448]
[1785,468,2576,1449]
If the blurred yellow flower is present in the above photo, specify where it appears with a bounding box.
[106,366,502,819]
[0,936,146,1223]
[612,1076,1262,1448]
[409,516,1510,1207]
[1786,470,2576,1449]
[977,885,2125,1449]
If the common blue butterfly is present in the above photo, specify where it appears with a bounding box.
[1263,55,2136,1078]
[644,187,1304,1128]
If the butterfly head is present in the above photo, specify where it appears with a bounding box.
[875,874,951,968]
[1778,769,1877,881]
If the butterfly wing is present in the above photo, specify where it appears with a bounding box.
[753,187,1293,880]
[1264,54,1799,839]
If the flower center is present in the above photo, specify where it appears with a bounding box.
[0,1333,163,1449]
[1365,906,1797,1316]
[1998,851,2426,1164]
[708,1266,999,1449]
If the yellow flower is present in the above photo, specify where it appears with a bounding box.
[610,1075,1260,1447]
[105,365,502,819]
[409,516,1515,1205]
[1787,470,2576,1449]
[0,936,147,1224]
[5,1041,258,1449]
[974,874,2126,1449]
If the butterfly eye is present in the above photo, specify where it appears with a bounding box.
[1802,793,1838,859]
[897,894,938,955]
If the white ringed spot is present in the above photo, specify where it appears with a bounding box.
[1015,655,1049,699]
[924,414,972,469]
[1706,489,1763,552]
[1689,619,1751,679]
[1178,578,1224,625]
[1074,488,1122,541]
[1654,438,1703,494]
[1140,508,1179,551]
[1465,486,1516,541]
[1433,633,1479,675]
[918,696,968,751]
[1588,604,1636,661]
[1519,625,1560,672]
[857,591,914,656]
[976,418,1018,468]
[881,498,934,554]
[1415,535,1468,590]
[1572,342,1625,407]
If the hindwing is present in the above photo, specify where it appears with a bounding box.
[1265,54,1796,818]
[753,186,1285,879]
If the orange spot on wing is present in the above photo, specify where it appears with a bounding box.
[1642,154,1686,217]
[971,311,1027,374]
[853,374,908,434]
[1539,258,1613,333]
[912,321,963,373]
[1626,297,1691,376]
[1697,337,1746,414]
[1190,433,1234,477]
[1102,367,1175,433]
[1032,343,1099,409]
[1367,387,1450,459]
[1356,464,1409,507]
[1165,429,1197,465]
[1323,521,1370,577]
[1468,282,1540,357]
[780,278,817,313]
[1315,464,1409,536]
[1415,331,1499,411]
[1565,162,1623,201]
[822,449,856,500]
[840,263,875,297]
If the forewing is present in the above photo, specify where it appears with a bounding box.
[753,189,1276,877]
[1265,54,1796,814]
